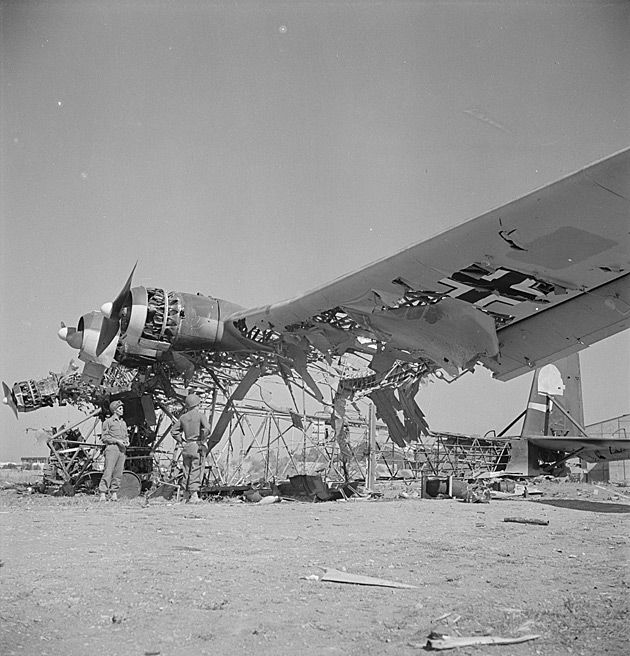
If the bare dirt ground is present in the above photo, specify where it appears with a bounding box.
[1,479,629,656]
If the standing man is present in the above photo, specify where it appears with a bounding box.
[99,399,129,501]
[172,394,210,503]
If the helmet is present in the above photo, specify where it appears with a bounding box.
[185,394,201,409]
[109,399,124,413]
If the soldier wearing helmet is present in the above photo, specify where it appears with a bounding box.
[99,399,129,501]
[172,393,211,503]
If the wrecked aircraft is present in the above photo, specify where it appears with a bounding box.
[3,148,630,485]
[53,148,628,401]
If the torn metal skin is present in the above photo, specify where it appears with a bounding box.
[343,296,499,376]
[37,149,628,462]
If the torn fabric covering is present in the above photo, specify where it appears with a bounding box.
[369,388,407,447]
[331,384,354,461]
[281,334,323,402]
[369,346,398,374]
[208,367,262,446]
[367,381,431,447]
[398,380,430,436]
[346,296,498,375]
[289,411,304,430]
[296,323,363,359]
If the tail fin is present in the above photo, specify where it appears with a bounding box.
[507,353,585,475]
[521,353,584,437]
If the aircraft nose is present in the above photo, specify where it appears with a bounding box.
[58,325,82,349]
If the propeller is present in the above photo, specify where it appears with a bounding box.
[95,263,137,356]
[2,381,18,419]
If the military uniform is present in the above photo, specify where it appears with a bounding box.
[172,394,211,502]
[99,400,129,500]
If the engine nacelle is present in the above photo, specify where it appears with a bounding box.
[59,283,263,375]
[115,287,254,366]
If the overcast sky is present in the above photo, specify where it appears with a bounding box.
[1,1,628,461]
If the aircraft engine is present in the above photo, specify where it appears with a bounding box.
[2,377,60,415]
[115,286,184,363]
[58,265,264,378]
[92,287,257,366]
[58,311,118,375]
[116,287,252,364]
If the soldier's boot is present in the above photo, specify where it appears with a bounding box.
[188,491,200,504]
[99,493,107,502]
[111,492,119,502]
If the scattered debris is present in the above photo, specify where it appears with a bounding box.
[425,631,540,650]
[426,612,461,626]
[173,545,203,552]
[300,574,320,582]
[515,619,537,633]
[432,612,452,622]
[320,567,416,589]
[464,486,491,503]
[258,495,280,505]
[504,517,549,526]
[398,491,421,499]
[276,474,360,502]
[243,489,263,503]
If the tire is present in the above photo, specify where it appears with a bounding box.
[119,470,142,499]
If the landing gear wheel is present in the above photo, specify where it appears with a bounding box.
[119,471,142,499]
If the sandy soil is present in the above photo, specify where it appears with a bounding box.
[1,479,629,656]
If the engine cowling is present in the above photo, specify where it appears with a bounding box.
[60,283,264,373]
[115,287,256,365]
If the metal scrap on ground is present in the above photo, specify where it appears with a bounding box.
[503,517,549,526]
[425,632,540,650]
[320,568,417,589]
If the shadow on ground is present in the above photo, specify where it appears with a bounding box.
[532,499,630,513]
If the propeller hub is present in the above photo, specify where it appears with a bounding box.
[58,325,82,349]
[101,301,113,319]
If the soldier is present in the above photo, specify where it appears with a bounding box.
[172,394,211,503]
[99,400,129,501]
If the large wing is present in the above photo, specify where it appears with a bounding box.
[228,148,630,380]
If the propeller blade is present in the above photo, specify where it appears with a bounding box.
[111,262,137,318]
[2,381,19,419]
[95,316,121,357]
[95,263,137,356]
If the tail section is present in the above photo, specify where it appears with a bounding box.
[506,353,584,475]
[521,354,584,437]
